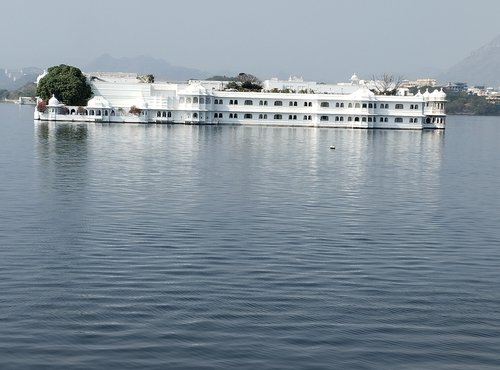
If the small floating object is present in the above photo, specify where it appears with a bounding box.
[330,145,336,150]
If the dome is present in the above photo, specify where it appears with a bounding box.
[350,73,360,85]
[415,90,423,97]
[349,86,375,100]
[432,88,446,100]
[422,88,431,99]
[48,94,60,106]
[87,96,110,108]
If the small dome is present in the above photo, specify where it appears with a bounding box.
[415,89,422,97]
[422,88,431,99]
[87,96,110,108]
[349,86,375,100]
[48,94,60,106]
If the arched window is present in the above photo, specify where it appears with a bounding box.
[264,101,268,106]
[288,115,292,120]
[263,114,267,119]
[354,117,359,122]
[308,102,312,107]
[414,104,418,109]
[244,100,253,105]
[410,104,414,109]
[229,100,234,105]
[308,115,312,120]
[205,98,210,104]
[348,117,352,122]
[218,113,222,118]
[384,117,388,122]
[320,115,329,121]
[157,111,161,117]
[340,103,344,108]
[193,113,198,118]
[214,113,218,118]
[368,103,373,108]
[395,104,403,109]
[244,113,252,119]
[274,114,282,119]
[289,101,293,106]
[259,114,263,119]
[234,100,238,105]
[186,97,192,104]
[259,100,264,105]
[293,115,297,120]
[234,113,238,118]
[414,118,418,123]
[380,117,384,122]
[168,112,172,118]
[229,113,233,118]
[199,98,204,104]
[294,102,297,106]
[348,103,352,108]
[303,115,308,120]
[304,102,308,107]
[362,117,366,122]
[336,102,340,107]
[320,102,329,107]
[362,103,367,108]
[355,103,360,108]
[395,117,403,123]
[193,97,199,104]
[274,101,283,106]
[368,117,372,122]
[340,116,344,121]
[335,116,339,121]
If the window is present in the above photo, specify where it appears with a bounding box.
[395,104,403,109]
[274,101,283,106]
[259,114,263,119]
[186,97,192,104]
[193,97,198,104]
[244,100,253,105]
[320,115,329,121]
[218,113,222,118]
[308,102,312,107]
[229,99,233,105]
[384,117,388,122]
[348,117,352,121]
[157,112,161,117]
[380,117,384,122]
[293,115,297,120]
[234,113,238,118]
[368,103,373,108]
[304,102,308,107]
[362,103,367,108]
[395,117,403,123]
[340,103,344,108]
[348,103,353,108]
[214,113,218,118]
[414,104,419,109]
[336,102,340,108]
[294,102,297,106]
[355,103,360,108]
[288,115,293,120]
[244,113,252,119]
[168,112,172,118]
[259,100,264,105]
[193,113,198,118]
[362,117,366,122]
[205,98,210,104]
[303,115,308,120]
[354,117,359,122]
[320,102,329,107]
[274,114,282,119]
[234,100,238,105]
[368,117,372,122]
[199,98,204,104]
[229,113,233,118]
[414,118,418,123]
[289,101,293,106]
[263,114,267,119]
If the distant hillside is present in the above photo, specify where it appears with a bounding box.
[84,54,209,81]
[438,34,500,87]
[0,67,42,90]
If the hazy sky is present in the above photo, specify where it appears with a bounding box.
[2,0,499,82]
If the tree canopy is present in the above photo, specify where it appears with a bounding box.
[37,64,92,106]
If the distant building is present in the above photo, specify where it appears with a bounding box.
[445,82,468,92]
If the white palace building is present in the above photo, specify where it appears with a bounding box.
[34,73,446,129]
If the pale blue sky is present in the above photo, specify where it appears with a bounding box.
[2,0,499,81]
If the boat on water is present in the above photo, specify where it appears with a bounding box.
[34,73,446,129]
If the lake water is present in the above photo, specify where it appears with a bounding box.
[1,103,500,369]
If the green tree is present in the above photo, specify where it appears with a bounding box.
[37,64,92,106]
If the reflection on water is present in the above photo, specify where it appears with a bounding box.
[6,113,499,370]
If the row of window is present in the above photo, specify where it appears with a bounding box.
[179,98,423,110]
[216,113,419,123]
[179,97,211,104]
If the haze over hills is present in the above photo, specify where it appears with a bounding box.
[438,34,500,87]
[0,67,42,90]
[83,54,209,81]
